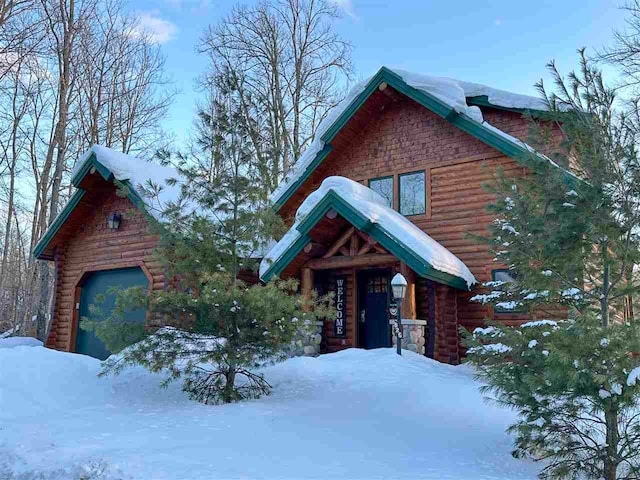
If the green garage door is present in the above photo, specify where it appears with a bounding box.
[76,267,149,360]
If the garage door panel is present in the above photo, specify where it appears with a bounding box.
[76,267,149,360]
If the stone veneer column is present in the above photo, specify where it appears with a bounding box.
[391,319,427,355]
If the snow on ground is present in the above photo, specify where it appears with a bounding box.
[0,337,42,349]
[0,342,541,480]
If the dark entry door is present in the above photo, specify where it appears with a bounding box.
[76,267,149,360]
[359,270,391,349]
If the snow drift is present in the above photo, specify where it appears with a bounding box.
[0,339,541,479]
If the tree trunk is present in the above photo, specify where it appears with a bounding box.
[223,368,236,404]
[604,405,619,480]
[601,239,610,328]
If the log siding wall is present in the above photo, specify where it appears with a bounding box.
[279,96,564,352]
[45,92,564,362]
[46,184,164,351]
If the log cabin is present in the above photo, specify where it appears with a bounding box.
[34,66,566,362]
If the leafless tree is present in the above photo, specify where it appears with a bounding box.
[0,0,173,338]
[75,0,173,154]
[199,0,352,192]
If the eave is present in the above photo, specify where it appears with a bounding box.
[262,190,470,291]
[34,152,148,260]
[273,66,578,213]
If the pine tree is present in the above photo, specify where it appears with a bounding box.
[465,51,640,479]
[100,69,333,405]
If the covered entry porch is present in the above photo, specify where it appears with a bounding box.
[260,177,476,364]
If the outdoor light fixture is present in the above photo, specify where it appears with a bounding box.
[107,212,121,230]
[391,273,408,356]
[391,273,407,302]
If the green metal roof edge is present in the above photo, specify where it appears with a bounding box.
[465,95,547,116]
[260,233,312,282]
[33,188,87,259]
[70,152,114,187]
[272,144,333,212]
[263,190,471,290]
[273,66,562,213]
[35,161,151,260]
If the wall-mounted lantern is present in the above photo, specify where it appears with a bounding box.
[107,212,121,230]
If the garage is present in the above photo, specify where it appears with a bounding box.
[76,267,149,360]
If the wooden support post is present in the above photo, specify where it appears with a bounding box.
[400,262,416,320]
[349,232,359,256]
[301,267,313,311]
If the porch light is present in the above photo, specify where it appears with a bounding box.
[391,273,407,301]
[107,212,121,230]
[391,273,407,356]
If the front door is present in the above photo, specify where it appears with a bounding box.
[76,267,149,360]
[359,270,391,349]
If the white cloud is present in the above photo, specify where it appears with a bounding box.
[165,0,211,13]
[330,0,357,19]
[135,13,178,45]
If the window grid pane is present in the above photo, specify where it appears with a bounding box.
[399,171,426,216]
[369,177,394,208]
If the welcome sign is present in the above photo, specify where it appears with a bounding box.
[334,276,347,337]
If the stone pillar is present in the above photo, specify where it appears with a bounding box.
[391,319,427,355]
[289,320,324,357]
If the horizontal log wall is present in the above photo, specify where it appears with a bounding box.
[46,184,164,352]
[279,96,566,359]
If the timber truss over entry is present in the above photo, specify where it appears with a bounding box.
[259,177,476,290]
[303,225,396,271]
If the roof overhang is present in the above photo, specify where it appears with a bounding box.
[273,66,578,213]
[33,151,146,260]
[261,188,473,291]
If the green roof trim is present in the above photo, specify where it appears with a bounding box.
[260,233,312,280]
[33,189,87,259]
[262,190,470,290]
[273,144,333,211]
[70,152,114,187]
[34,158,152,260]
[274,66,572,212]
[465,95,547,116]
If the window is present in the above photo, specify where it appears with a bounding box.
[368,176,394,208]
[399,171,426,216]
[491,269,524,314]
[366,274,389,294]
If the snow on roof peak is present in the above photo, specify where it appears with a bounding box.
[269,67,550,208]
[261,176,477,288]
[72,144,186,220]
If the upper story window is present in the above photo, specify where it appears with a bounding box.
[368,176,394,208]
[399,171,426,216]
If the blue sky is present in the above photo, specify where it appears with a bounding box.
[130,0,628,147]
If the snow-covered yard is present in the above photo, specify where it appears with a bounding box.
[0,340,541,479]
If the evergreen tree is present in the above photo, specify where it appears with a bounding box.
[465,51,640,479]
[79,285,149,354]
[100,69,333,405]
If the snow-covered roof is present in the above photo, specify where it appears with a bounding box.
[71,145,185,221]
[260,176,477,289]
[270,67,565,210]
[34,145,188,259]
